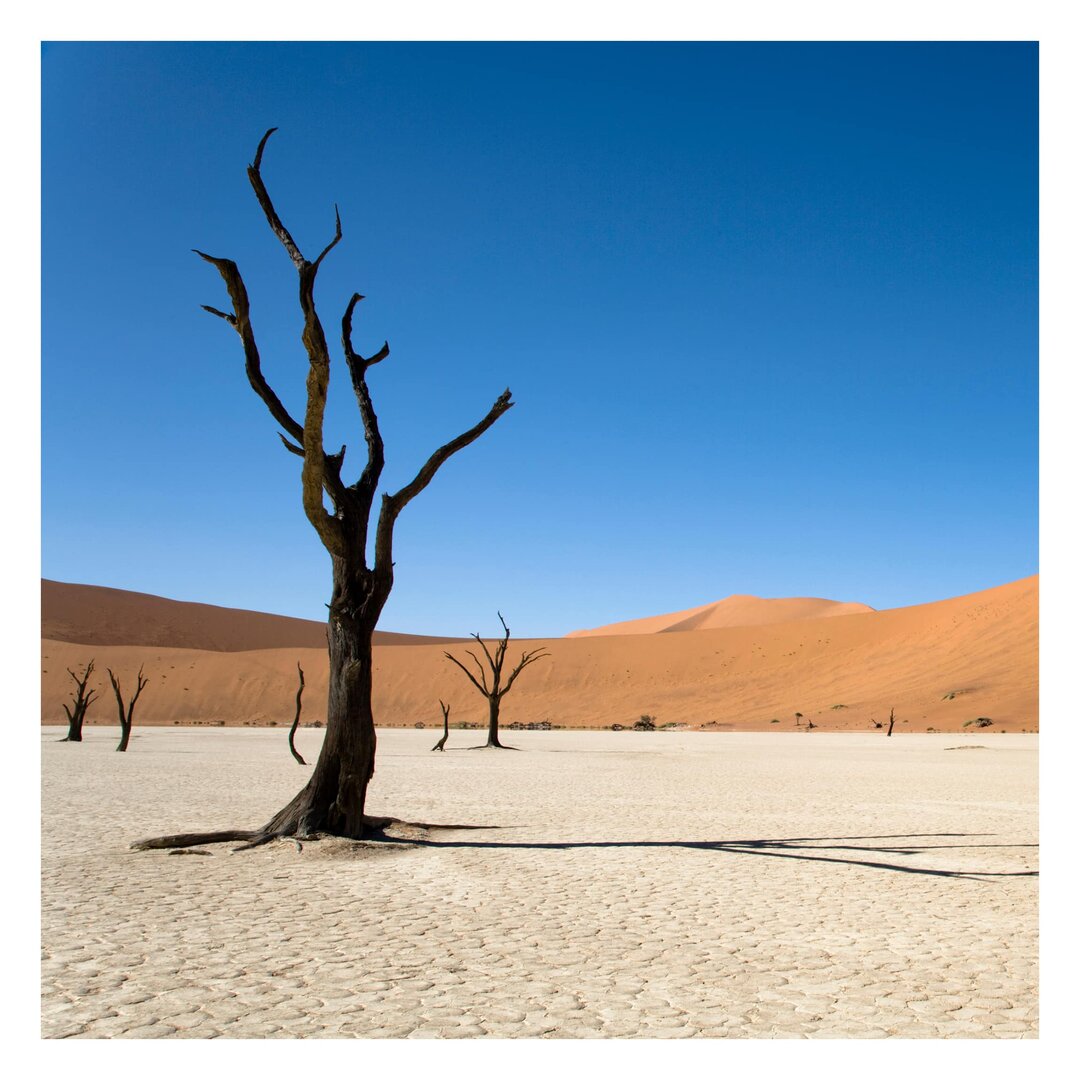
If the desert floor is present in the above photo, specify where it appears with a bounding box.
[41,727,1038,1039]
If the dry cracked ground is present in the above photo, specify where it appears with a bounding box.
[41,728,1038,1039]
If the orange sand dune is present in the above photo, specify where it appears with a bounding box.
[42,579,466,652]
[568,594,875,637]
[41,576,1037,734]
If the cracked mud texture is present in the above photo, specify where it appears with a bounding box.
[41,728,1037,1039]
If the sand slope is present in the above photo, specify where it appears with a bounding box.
[41,576,1038,733]
[42,579,464,651]
[568,594,875,637]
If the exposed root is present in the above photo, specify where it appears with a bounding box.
[130,829,263,851]
[131,814,501,853]
[230,832,282,852]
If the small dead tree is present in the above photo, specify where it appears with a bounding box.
[444,613,548,748]
[431,700,451,752]
[61,659,98,742]
[886,708,897,737]
[794,711,803,728]
[288,662,307,765]
[107,666,148,752]
[806,716,817,730]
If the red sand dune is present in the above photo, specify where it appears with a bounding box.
[42,579,464,651]
[41,576,1037,733]
[567,594,875,637]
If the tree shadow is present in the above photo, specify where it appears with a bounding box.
[373,830,1038,881]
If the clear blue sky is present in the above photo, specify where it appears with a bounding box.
[41,42,1037,637]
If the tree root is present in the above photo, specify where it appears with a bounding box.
[131,814,497,852]
[130,829,264,851]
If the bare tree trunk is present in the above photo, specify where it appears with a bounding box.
[288,662,307,765]
[486,695,504,748]
[887,708,896,737]
[259,561,382,839]
[432,701,450,751]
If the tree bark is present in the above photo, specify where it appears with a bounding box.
[259,559,385,839]
[486,695,504,748]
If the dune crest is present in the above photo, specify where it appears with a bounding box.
[567,594,875,637]
[41,579,465,652]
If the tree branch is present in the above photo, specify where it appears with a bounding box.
[312,205,343,270]
[501,648,550,694]
[470,632,498,679]
[342,293,386,506]
[444,651,489,697]
[237,130,346,555]
[464,649,491,694]
[374,389,514,573]
[195,250,305,446]
[247,128,305,268]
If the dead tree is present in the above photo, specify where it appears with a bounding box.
[887,708,896,737]
[444,613,548,748]
[431,700,451,752]
[288,662,307,765]
[107,666,148,752]
[806,716,817,730]
[61,659,98,742]
[132,129,513,851]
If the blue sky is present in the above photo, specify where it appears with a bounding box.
[41,41,1037,637]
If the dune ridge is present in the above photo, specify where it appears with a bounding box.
[42,579,465,652]
[568,594,876,637]
[41,576,1037,734]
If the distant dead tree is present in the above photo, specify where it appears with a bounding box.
[794,711,803,728]
[444,613,548,748]
[107,666,148,752]
[887,708,897,737]
[806,716,817,730]
[132,130,512,852]
[288,663,307,765]
[870,716,883,729]
[431,700,451,752]
[61,659,98,742]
